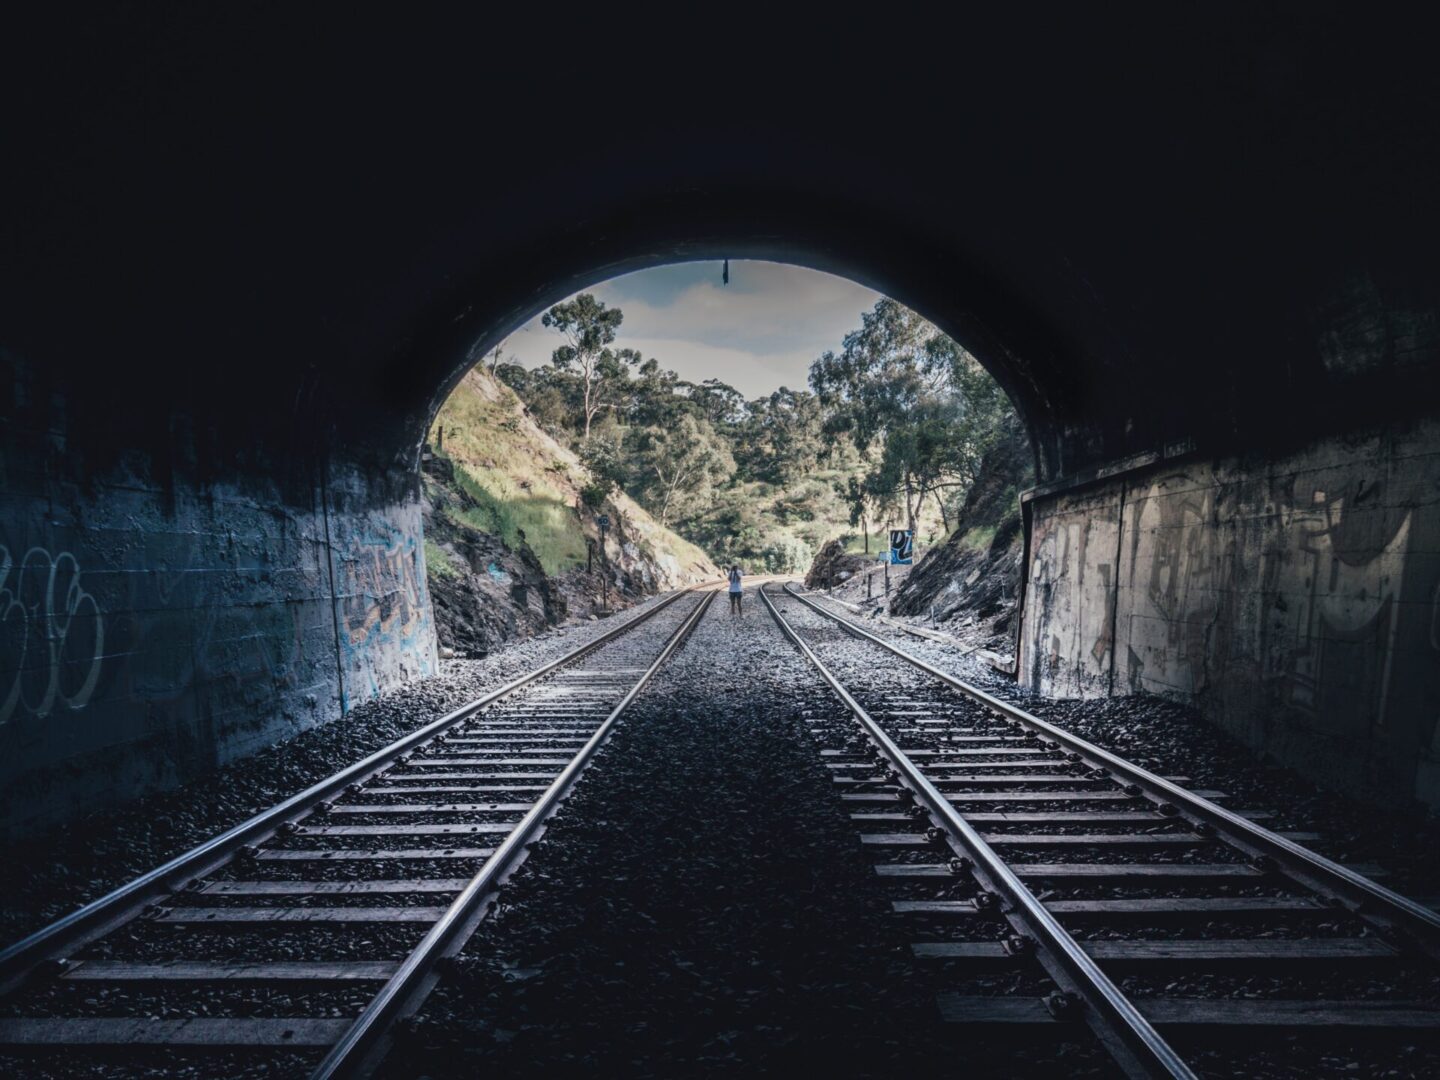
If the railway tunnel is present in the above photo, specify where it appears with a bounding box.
[3,9,1440,838]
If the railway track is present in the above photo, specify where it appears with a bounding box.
[0,586,716,1079]
[761,582,1440,1079]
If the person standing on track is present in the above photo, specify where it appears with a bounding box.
[727,565,743,614]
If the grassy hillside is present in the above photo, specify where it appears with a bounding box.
[429,369,716,582]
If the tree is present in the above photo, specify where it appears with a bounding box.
[944,346,1013,489]
[632,414,736,527]
[690,378,746,427]
[485,339,509,374]
[627,358,686,427]
[578,435,626,507]
[494,361,582,437]
[736,386,825,484]
[807,298,1018,541]
[812,300,944,538]
[541,294,640,439]
[471,288,1018,582]
[835,474,879,553]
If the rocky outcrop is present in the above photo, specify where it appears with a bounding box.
[421,396,720,656]
[429,528,565,658]
[426,368,717,643]
[804,539,871,590]
[890,515,1024,647]
[553,500,715,620]
[422,453,566,657]
[889,418,1033,652]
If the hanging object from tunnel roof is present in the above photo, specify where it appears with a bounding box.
[722,259,729,285]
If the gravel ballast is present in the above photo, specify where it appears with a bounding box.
[3,581,1438,1079]
[387,594,1112,1078]
[800,588,1440,900]
[785,588,1440,1079]
[0,592,680,948]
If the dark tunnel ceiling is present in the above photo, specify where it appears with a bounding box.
[3,8,1439,490]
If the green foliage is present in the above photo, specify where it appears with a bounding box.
[843,529,889,555]
[578,435,625,505]
[732,386,828,484]
[958,525,997,551]
[674,476,851,574]
[428,372,712,578]
[771,479,830,524]
[541,293,641,439]
[477,290,1021,577]
[810,297,1013,537]
[579,481,610,510]
[757,533,813,574]
[449,463,517,538]
[424,538,460,579]
[629,414,735,527]
[428,406,579,576]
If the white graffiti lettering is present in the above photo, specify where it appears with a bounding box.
[0,546,106,724]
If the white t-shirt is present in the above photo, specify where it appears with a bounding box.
[727,570,742,593]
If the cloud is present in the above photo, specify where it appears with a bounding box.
[501,261,880,399]
[615,337,820,397]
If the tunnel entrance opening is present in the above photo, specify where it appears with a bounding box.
[367,199,1440,820]
[415,258,1034,664]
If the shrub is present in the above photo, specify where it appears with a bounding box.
[424,538,460,579]
[579,481,611,510]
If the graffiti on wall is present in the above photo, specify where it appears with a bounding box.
[1116,459,1440,802]
[337,519,434,704]
[343,541,428,649]
[0,545,105,724]
[1022,497,1119,695]
[1274,486,1412,729]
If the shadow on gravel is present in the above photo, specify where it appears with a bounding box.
[386,604,1112,1079]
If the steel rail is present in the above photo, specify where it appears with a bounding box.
[0,585,702,993]
[782,582,1440,955]
[311,588,717,1079]
[761,585,1196,1080]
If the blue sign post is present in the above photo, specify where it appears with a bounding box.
[889,529,914,565]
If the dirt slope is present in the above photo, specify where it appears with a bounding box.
[424,369,718,656]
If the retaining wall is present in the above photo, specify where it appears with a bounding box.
[1020,418,1440,812]
[0,352,436,836]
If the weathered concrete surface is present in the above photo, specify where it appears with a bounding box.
[1022,484,1125,696]
[0,352,435,836]
[1020,418,1440,812]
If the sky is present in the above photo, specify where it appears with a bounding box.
[500,261,881,399]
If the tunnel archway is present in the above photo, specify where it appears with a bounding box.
[416,252,1032,652]
[6,178,1440,833]
[388,193,1065,488]
[5,11,1440,833]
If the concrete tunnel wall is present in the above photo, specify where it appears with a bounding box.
[1020,415,1440,812]
[0,350,436,836]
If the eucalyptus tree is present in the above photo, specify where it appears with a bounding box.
[810,297,1009,538]
[632,413,736,527]
[736,386,826,485]
[541,293,641,439]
